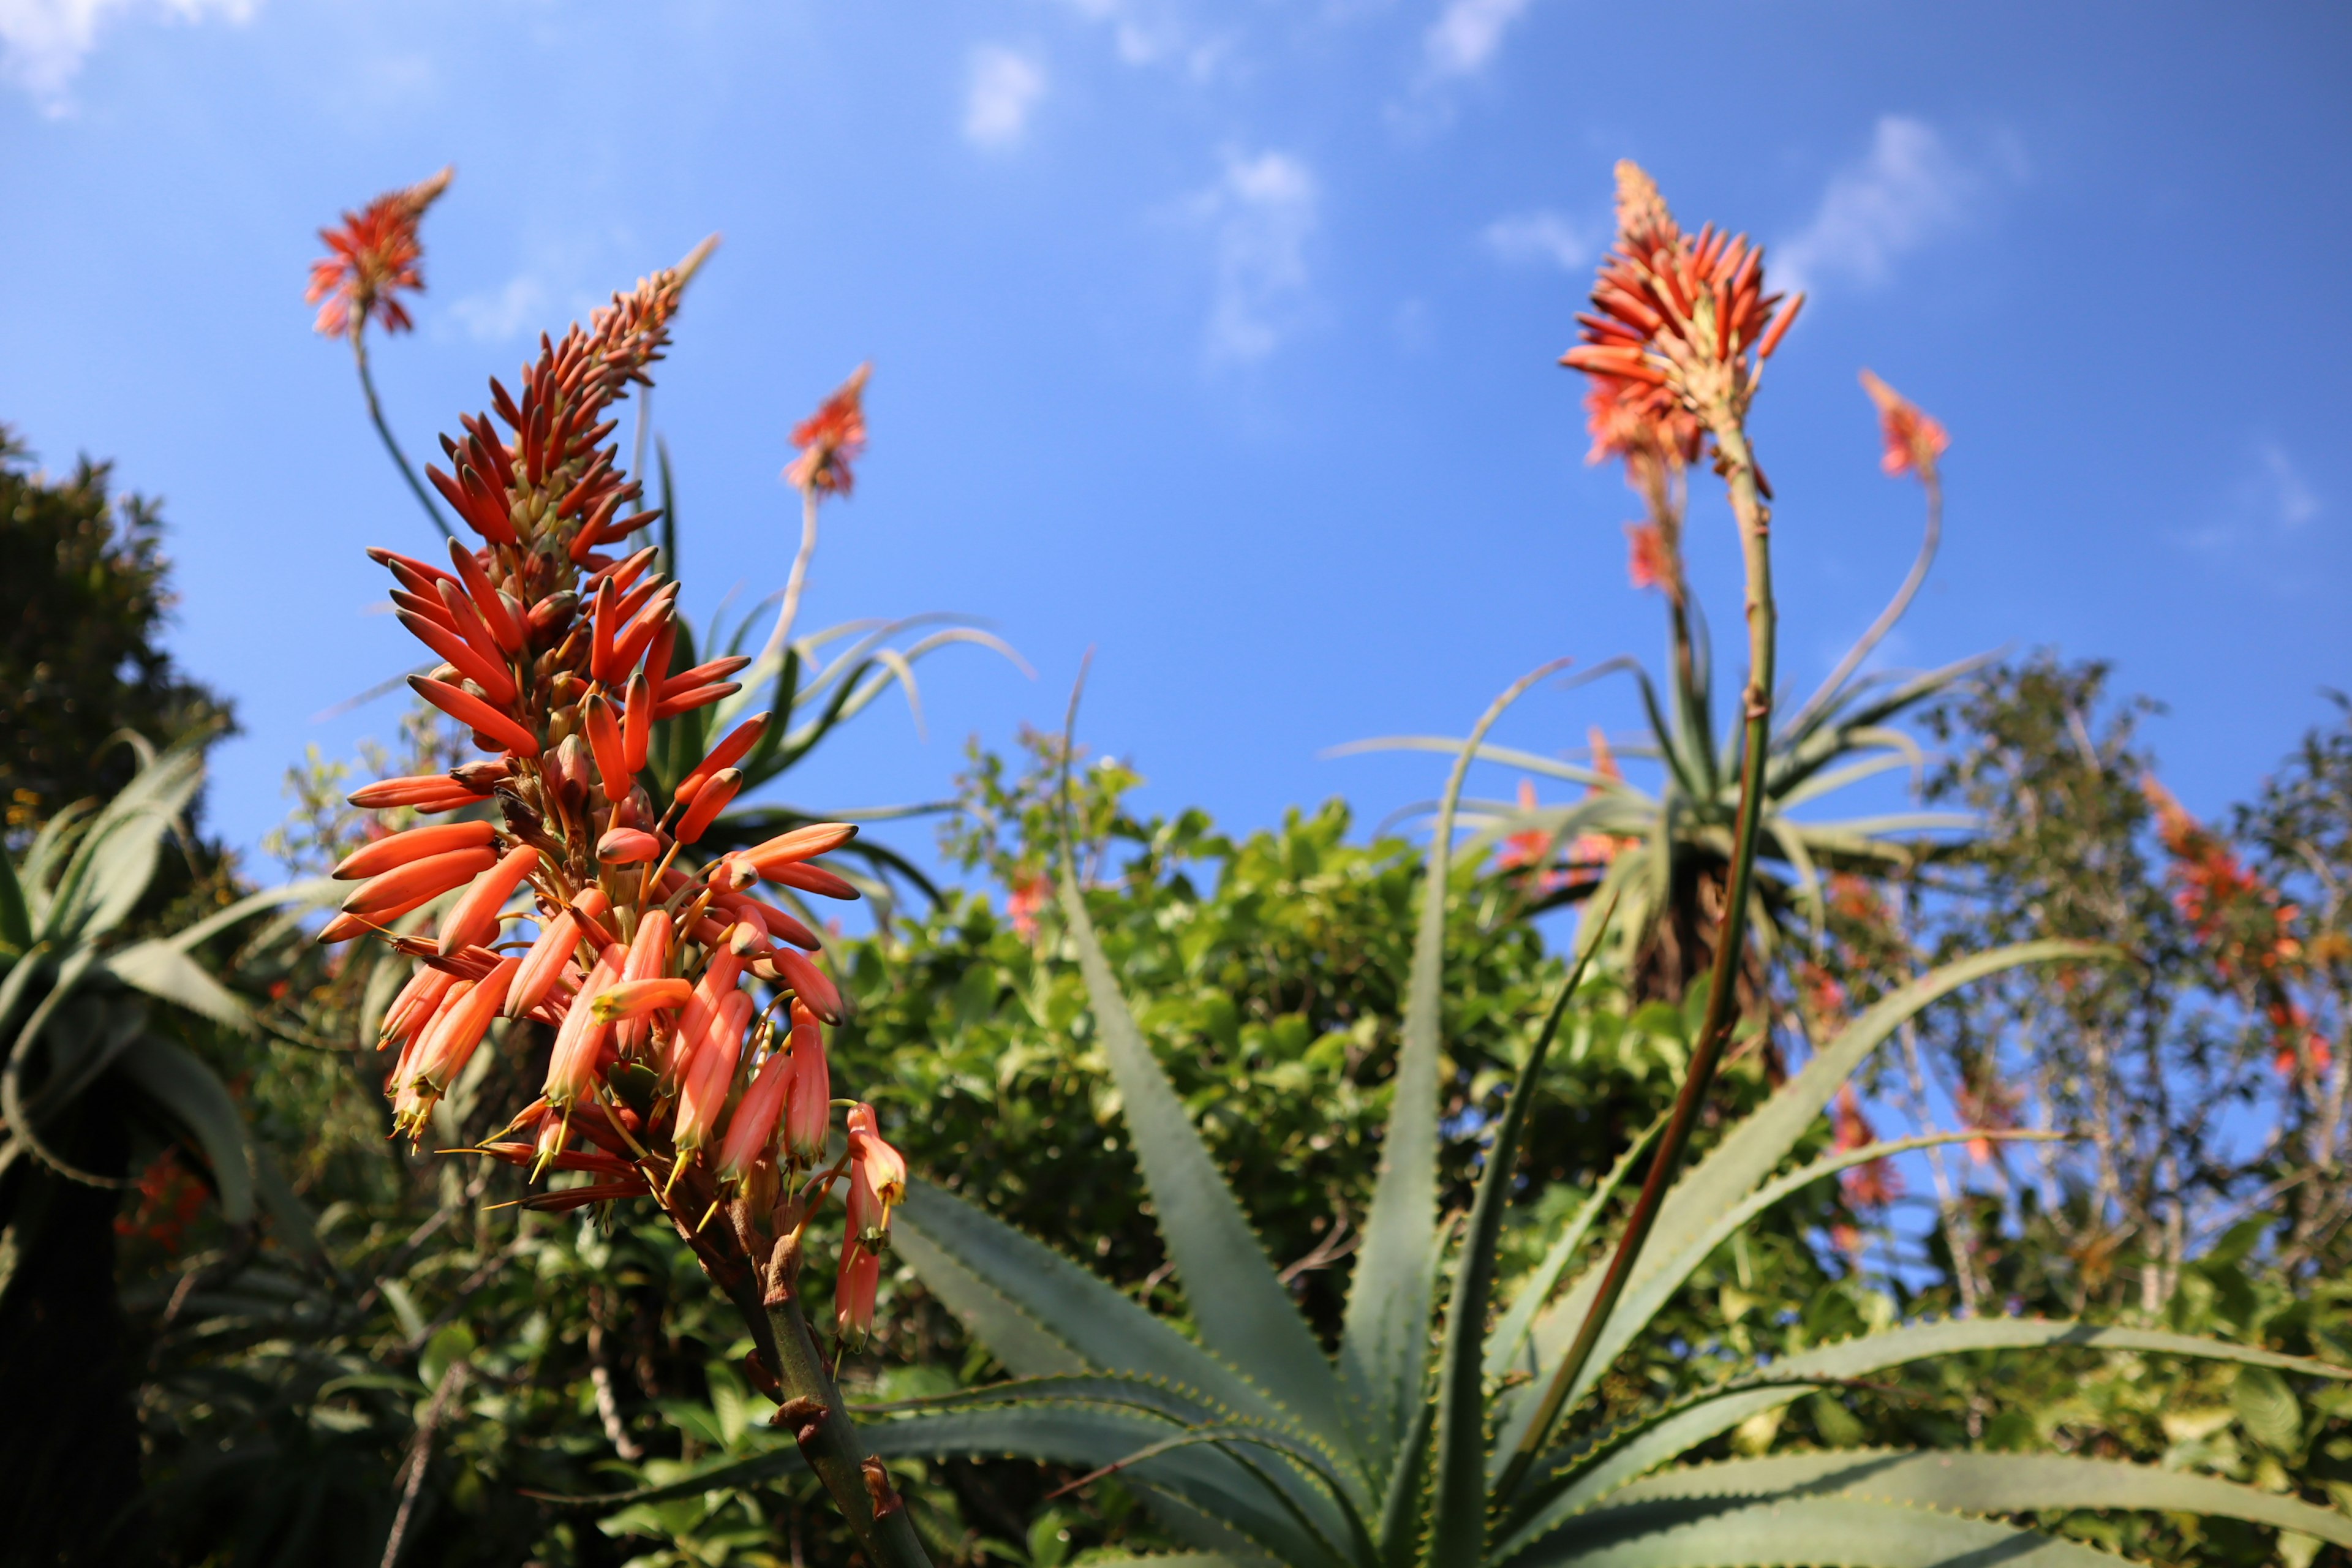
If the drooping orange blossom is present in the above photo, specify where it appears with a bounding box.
[321,254,928,1561]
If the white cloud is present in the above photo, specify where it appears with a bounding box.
[1482,209,1591,270]
[2258,442,2321,529]
[0,0,253,111]
[1192,149,1319,363]
[1050,0,1228,80]
[964,44,1045,149]
[2176,441,2324,573]
[1776,116,1980,295]
[1422,0,1531,79]
[449,275,549,344]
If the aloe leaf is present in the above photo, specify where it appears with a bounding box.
[164,877,339,952]
[1330,739,1638,799]
[1506,1492,2126,1567]
[1432,908,1615,1562]
[46,737,205,942]
[1341,659,1570,1477]
[18,995,145,1120]
[1054,854,1346,1445]
[1602,1449,2352,1547]
[1485,1110,1667,1382]
[1502,938,2106,1450]
[1555,1131,2057,1443]
[116,1035,254,1225]
[0,850,29,953]
[107,940,251,1030]
[867,1406,1338,1566]
[895,1182,1302,1432]
[1502,1317,2352,1553]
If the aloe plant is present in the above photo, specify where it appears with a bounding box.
[568,696,2352,1564]
[0,733,325,1558]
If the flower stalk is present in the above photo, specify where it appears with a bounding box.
[1507,163,1796,1491]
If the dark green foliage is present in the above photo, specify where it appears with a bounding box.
[0,427,232,835]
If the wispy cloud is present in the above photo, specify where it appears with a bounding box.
[1422,0,1531,80]
[1776,116,1991,295]
[1050,0,1229,80]
[1482,208,1592,270]
[1,0,254,111]
[1192,148,1319,363]
[2176,441,2326,590]
[448,274,549,344]
[964,44,1045,149]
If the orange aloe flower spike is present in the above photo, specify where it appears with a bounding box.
[1858,369,1948,480]
[306,166,453,339]
[786,364,872,498]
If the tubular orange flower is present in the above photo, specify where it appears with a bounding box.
[763,860,861,901]
[590,978,695,1022]
[783,1002,831,1164]
[622,671,654,774]
[337,845,498,919]
[408,674,540,758]
[438,845,540,956]
[675,990,755,1152]
[306,166,453,339]
[410,956,519,1099]
[674,769,744,845]
[786,363,871,497]
[715,1044,793,1186]
[1858,369,1949,480]
[347,774,491,813]
[676,714,772,804]
[332,820,497,881]
[836,1237,881,1349]
[614,910,674,1056]
[544,944,626,1107]
[508,908,582,1018]
[597,827,663,865]
[844,1102,907,1248]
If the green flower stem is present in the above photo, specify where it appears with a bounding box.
[351,327,454,541]
[1498,411,1776,1499]
[761,1265,935,1568]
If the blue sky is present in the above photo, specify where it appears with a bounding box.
[2,0,2346,886]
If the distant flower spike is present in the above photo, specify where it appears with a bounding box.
[306,166,452,339]
[786,364,872,498]
[1858,369,1949,480]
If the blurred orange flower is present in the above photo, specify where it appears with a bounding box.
[306,166,452,339]
[786,363,871,497]
[1858,369,1948,481]
[1562,161,1802,475]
